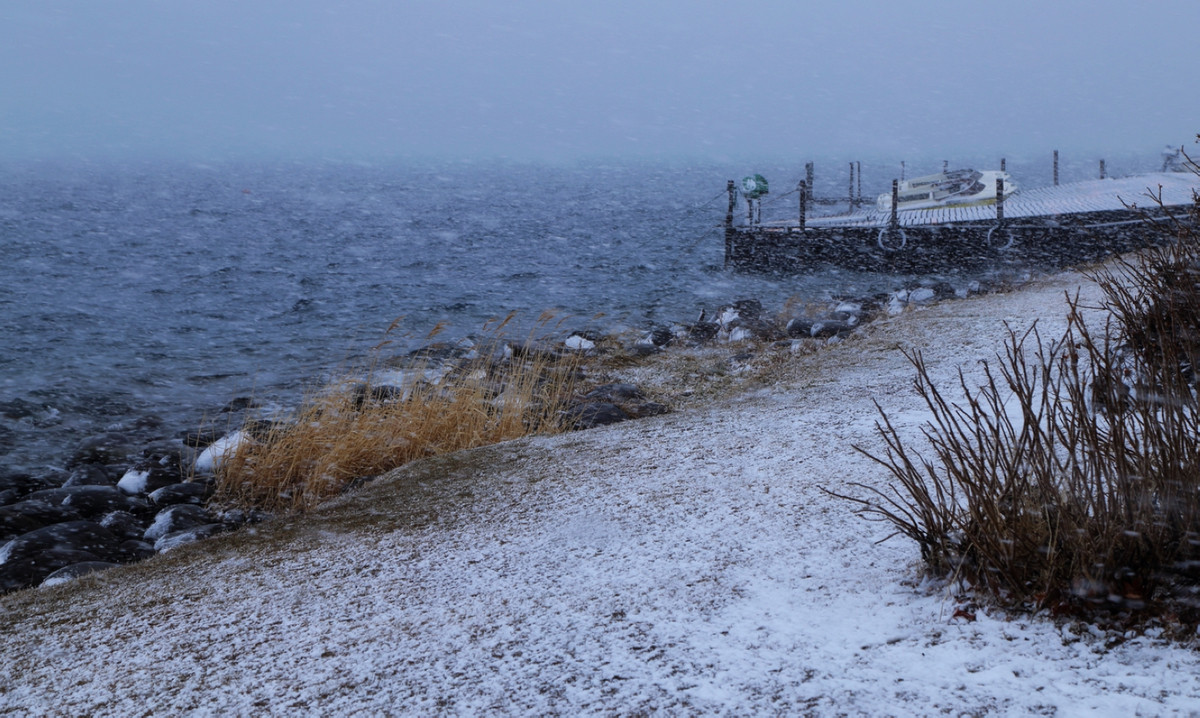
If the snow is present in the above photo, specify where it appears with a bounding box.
[3,267,1200,715]
[192,429,250,474]
[115,468,150,495]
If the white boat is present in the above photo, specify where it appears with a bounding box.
[876,169,1017,212]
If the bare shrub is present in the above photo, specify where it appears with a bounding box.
[837,153,1200,624]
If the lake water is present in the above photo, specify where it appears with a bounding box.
[0,153,1162,473]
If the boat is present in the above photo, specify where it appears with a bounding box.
[876,169,1017,212]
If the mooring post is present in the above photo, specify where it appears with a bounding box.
[890,179,899,229]
[1100,159,1106,179]
[798,180,807,230]
[996,177,1005,223]
[724,180,735,267]
[1053,150,1059,186]
[805,162,814,203]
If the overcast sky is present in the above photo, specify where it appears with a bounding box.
[2,1,1197,163]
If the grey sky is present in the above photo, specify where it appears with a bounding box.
[2,1,1197,162]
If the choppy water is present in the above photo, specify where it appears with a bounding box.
[0,153,1163,473]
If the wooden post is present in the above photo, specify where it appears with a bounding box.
[798,180,807,230]
[724,180,735,267]
[1000,157,1006,171]
[901,161,906,181]
[1053,150,1059,186]
[805,162,814,203]
[890,179,899,229]
[996,177,1005,222]
[943,160,948,172]
[848,162,855,206]
[856,161,862,202]
[1100,159,1106,179]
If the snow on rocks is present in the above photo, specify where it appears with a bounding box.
[193,429,251,474]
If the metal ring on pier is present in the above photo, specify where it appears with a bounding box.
[877,227,907,251]
[986,225,1015,250]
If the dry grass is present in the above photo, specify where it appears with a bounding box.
[209,314,586,513]
[837,155,1200,627]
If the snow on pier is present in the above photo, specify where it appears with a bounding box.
[768,171,1200,229]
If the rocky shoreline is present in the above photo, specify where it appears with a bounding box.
[0,274,1008,595]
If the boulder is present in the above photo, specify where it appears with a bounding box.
[66,432,133,469]
[1,499,82,526]
[99,511,148,542]
[117,451,186,495]
[0,521,123,565]
[118,540,157,563]
[584,383,646,403]
[0,508,44,543]
[61,486,146,518]
[564,402,630,430]
[0,549,103,593]
[143,504,214,543]
[0,471,55,501]
[148,482,211,507]
[154,524,229,552]
[61,465,115,488]
[41,561,121,588]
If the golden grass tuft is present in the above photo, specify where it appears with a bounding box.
[209,319,586,513]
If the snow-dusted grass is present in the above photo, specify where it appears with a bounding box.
[209,320,586,513]
[2,268,1199,715]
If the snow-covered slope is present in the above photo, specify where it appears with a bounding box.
[3,267,1198,716]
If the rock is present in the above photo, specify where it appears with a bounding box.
[0,508,44,542]
[809,320,855,338]
[640,326,673,348]
[1,499,82,526]
[0,520,123,565]
[154,524,228,552]
[0,470,55,501]
[117,465,181,496]
[99,511,148,542]
[687,322,719,345]
[0,549,104,593]
[908,287,937,304]
[61,465,115,488]
[786,317,814,338]
[584,384,646,403]
[118,540,156,562]
[148,482,211,507]
[41,561,120,587]
[66,432,133,469]
[726,317,784,343]
[143,504,214,543]
[564,402,630,430]
[60,486,146,519]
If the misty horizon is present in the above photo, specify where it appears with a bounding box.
[3,1,1199,163]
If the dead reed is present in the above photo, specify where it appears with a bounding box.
[209,313,586,513]
[839,151,1200,624]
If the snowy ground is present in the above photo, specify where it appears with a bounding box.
[3,267,1200,716]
